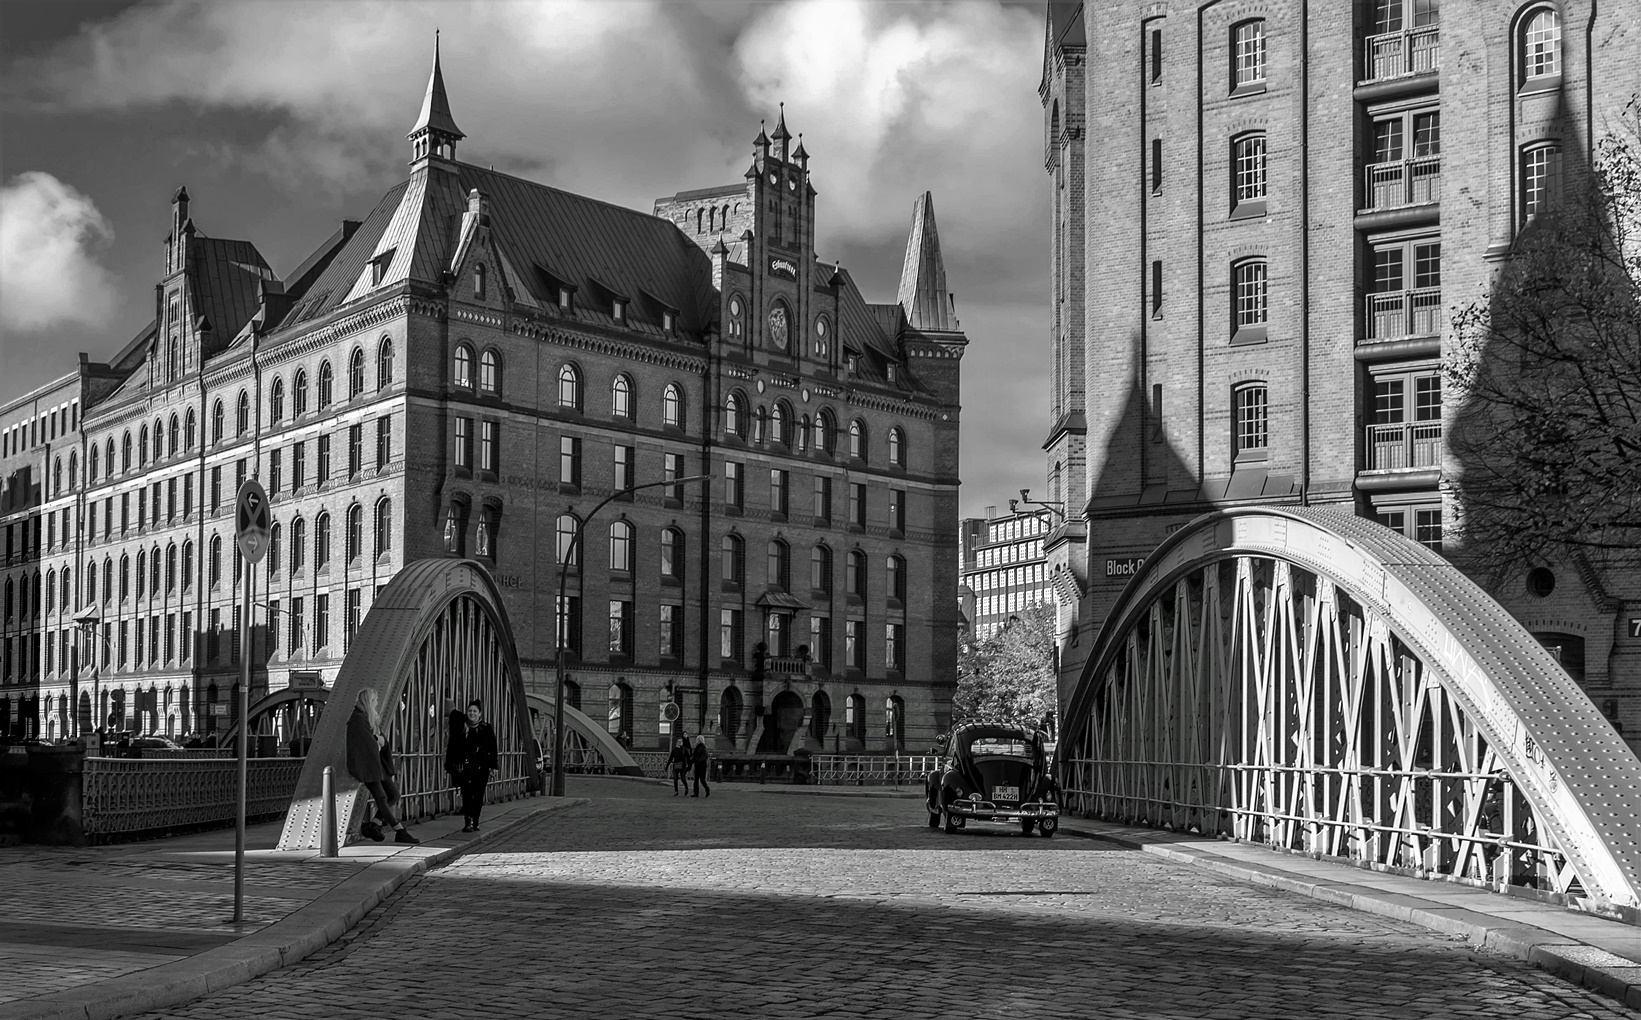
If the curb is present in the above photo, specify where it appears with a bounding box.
[1063,822,1641,1011]
[0,797,587,1020]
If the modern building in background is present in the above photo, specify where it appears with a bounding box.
[0,43,968,755]
[959,508,1054,642]
[1041,0,1639,742]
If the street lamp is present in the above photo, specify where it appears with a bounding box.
[551,473,712,796]
[74,613,104,752]
[1012,488,1066,522]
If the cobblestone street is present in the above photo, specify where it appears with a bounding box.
[135,779,1636,1020]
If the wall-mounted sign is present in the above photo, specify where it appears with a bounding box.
[769,257,797,280]
[1105,557,1146,580]
[288,671,323,690]
[1630,618,1641,638]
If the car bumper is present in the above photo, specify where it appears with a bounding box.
[946,801,1060,822]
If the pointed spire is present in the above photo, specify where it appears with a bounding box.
[896,192,955,331]
[409,31,465,163]
[792,132,808,163]
[773,102,791,161]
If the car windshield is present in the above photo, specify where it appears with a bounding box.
[967,736,1032,758]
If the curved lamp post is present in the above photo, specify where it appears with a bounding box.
[551,473,711,796]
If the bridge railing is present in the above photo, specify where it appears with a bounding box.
[812,755,939,786]
[82,756,303,842]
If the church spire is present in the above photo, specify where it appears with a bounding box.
[409,31,465,164]
[897,191,956,332]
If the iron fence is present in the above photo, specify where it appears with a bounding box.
[81,755,302,841]
[812,754,940,787]
[1363,25,1439,82]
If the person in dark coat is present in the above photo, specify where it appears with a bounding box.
[457,699,498,831]
[666,735,691,796]
[691,734,711,798]
[346,689,418,844]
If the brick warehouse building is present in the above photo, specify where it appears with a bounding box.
[1040,0,1640,749]
[0,44,969,756]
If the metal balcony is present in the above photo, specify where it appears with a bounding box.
[1363,26,1439,83]
[1365,288,1442,342]
[1365,422,1442,471]
[1364,155,1441,210]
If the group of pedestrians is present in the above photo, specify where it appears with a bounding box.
[667,734,712,797]
[344,688,498,844]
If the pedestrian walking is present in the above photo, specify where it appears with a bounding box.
[444,699,470,815]
[346,688,419,844]
[691,733,711,798]
[457,699,498,831]
[666,734,691,796]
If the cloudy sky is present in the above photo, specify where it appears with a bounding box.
[0,0,1051,520]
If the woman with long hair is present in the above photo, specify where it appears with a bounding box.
[346,688,419,844]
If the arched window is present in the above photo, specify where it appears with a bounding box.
[165,544,177,592]
[558,364,582,409]
[346,504,363,561]
[140,424,150,463]
[120,555,131,600]
[454,344,474,388]
[293,369,309,416]
[89,443,100,483]
[1233,382,1269,460]
[211,401,224,444]
[121,432,131,471]
[317,361,334,408]
[1232,258,1268,341]
[847,550,867,597]
[184,409,196,448]
[315,512,331,570]
[181,543,193,590]
[813,315,830,359]
[724,392,745,437]
[1232,19,1266,89]
[588,516,627,575]
[720,686,743,740]
[291,517,307,572]
[1521,7,1560,82]
[767,540,789,590]
[86,561,96,605]
[269,377,284,423]
[45,570,55,613]
[474,263,487,299]
[611,374,632,418]
[168,414,179,455]
[810,544,832,592]
[554,518,580,567]
[375,498,392,557]
[349,348,365,399]
[721,534,744,585]
[1232,133,1268,212]
[269,523,282,575]
[771,402,789,447]
[753,405,767,443]
[480,349,501,394]
[887,554,907,602]
[610,681,634,743]
[663,383,683,428]
[236,390,250,436]
[208,537,222,588]
[887,427,905,467]
[847,692,866,741]
[849,419,866,460]
[815,410,835,454]
[378,337,394,390]
[660,527,683,579]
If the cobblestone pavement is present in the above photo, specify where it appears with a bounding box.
[138,779,1638,1020]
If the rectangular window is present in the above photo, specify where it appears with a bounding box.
[660,604,682,659]
[346,588,361,643]
[1151,28,1163,84]
[348,424,363,478]
[556,595,582,656]
[809,616,830,667]
[1232,19,1266,90]
[1522,145,1562,220]
[167,478,177,521]
[377,414,392,468]
[138,487,147,528]
[886,622,904,672]
[719,607,742,663]
[1367,238,1441,341]
[1233,260,1267,341]
[1151,138,1163,193]
[663,452,683,502]
[813,476,832,522]
[845,619,864,670]
[235,459,246,497]
[270,449,282,494]
[1151,260,1163,316]
[317,434,331,484]
[290,597,304,655]
[1376,502,1444,554]
[725,461,744,509]
[770,468,788,518]
[1367,369,1443,470]
[231,607,241,664]
[560,436,581,488]
[179,612,191,662]
[1367,110,1440,210]
[267,601,279,662]
[480,420,499,473]
[1234,385,1269,460]
[292,441,306,490]
[889,490,905,533]
[609,600,632,656]
[849,482,866,528]
[614,445,634,491]
[315,593,329,650]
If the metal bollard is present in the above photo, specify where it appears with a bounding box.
[320,766,338,858]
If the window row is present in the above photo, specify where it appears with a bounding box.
[267,337,395,426]
[557,366,689,429]
[2,401,77,458]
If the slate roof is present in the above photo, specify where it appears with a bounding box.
[188,236,278,357]
[280,163,718,334]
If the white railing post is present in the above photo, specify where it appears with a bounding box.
[320,765,338,858]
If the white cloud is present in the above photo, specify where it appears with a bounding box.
[0,171,118,333]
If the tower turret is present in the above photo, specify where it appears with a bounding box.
[408,32,465,166]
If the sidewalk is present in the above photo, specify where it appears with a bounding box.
[1063,818,1641,1010]
[0,793,586,1020]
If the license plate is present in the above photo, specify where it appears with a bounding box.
[992,785,1019,802]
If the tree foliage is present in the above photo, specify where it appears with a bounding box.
[954,601,1057,725]
[1447,97,1641,571]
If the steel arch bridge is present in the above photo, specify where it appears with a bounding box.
[278,559,540,850]
[1059,508,1641,913]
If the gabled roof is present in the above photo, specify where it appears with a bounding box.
[1041,2,1086,92]
[187,236,278,358]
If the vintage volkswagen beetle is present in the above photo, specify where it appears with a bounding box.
[926,722,1059,836]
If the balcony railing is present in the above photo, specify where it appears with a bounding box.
[1365,422,1443,471]
[1364,156,1441,210]
[1365,288,1442,341]
[1363,25,1440,82]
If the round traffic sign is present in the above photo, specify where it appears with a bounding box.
[235,479,271,564]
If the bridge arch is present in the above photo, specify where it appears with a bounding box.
[1060,507,1641,912]
[522,691,644,776]
[278,559,539,850]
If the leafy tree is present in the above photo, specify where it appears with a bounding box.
[954,601,1057,726]
[1447,97,1641,572]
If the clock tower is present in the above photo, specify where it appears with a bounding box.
[742,104,818,369]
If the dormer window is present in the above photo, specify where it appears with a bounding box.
[559,287,574,310]
[370,249,395,288]
[612,299,626,322]
[662,310,676,333]
[887,365,899,384]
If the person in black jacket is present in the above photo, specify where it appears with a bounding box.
[690,734,711,798]
[444,701,470,822]
[346,689,419,844]
[666,735,691,796]
[457,699,498,831]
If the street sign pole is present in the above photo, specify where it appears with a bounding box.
[232,479,270,925]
